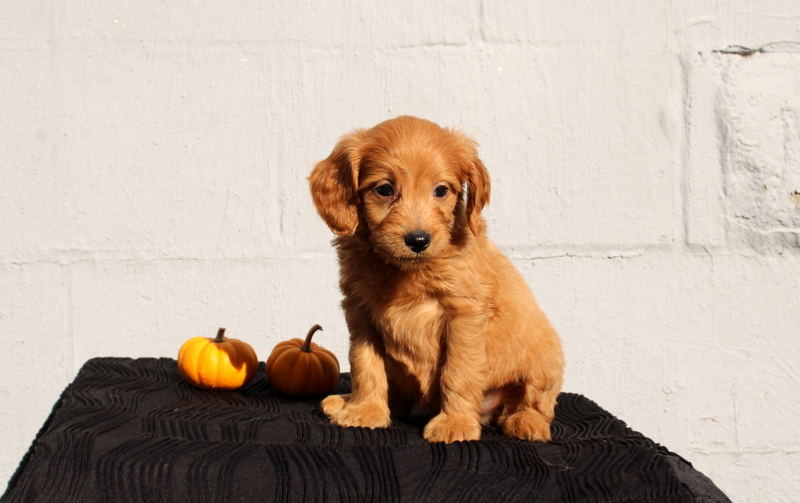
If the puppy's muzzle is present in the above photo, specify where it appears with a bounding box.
[404,230,431,254]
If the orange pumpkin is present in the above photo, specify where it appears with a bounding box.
[178,328,258,390]
[266,324,340,397]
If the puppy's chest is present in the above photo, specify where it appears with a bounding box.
[366,277,447,364]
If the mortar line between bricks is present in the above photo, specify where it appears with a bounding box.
[0,253,336,268]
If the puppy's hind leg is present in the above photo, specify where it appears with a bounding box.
[499,378,560,442]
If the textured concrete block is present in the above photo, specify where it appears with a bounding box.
[720,52,800,250]
[0,1,475,49]
[0,43,340,262]
[511,250,800,499]
[0,264,74,486]
[698,451,800,503]
[69,256,347,364]
[482,1,668,50]
[482,0,800,53]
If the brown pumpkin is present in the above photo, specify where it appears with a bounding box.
[178,328,258,390]
[266,324,340,397]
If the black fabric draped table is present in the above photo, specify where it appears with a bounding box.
[3,358,730,502]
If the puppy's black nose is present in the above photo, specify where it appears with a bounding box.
[404,230,431,253]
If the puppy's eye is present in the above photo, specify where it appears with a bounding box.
[376,184,395,197]
[434,185,449,198]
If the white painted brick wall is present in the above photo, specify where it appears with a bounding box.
[2,2,799,500]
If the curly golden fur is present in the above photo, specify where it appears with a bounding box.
[308,116,564,443]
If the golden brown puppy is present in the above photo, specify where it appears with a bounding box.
[309,116,564,443]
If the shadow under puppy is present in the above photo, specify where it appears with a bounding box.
[308,116,564,443]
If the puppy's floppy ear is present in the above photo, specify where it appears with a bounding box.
[456,137,491,236]
[308,131,367,236]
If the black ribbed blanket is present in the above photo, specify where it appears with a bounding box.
[3,357,729,502]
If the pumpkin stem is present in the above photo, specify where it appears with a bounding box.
[214,328,227,343]
[301,324,323,352]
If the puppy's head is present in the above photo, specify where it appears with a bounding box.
[309,116,490,267]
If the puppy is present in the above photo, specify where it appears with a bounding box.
[308,116,564,443]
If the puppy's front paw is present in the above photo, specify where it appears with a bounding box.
[321,394,350,419]
[423,412,481,443]
[501,410,551,442]
[329,401,391,429]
